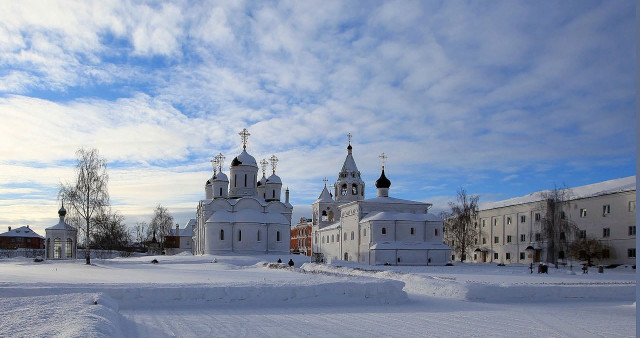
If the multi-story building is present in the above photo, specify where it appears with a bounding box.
[465,176,635,266]
[290,218,312,256]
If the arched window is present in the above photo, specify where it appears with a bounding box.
[234,175,237,187]
[66,238,73,258]
[322,236,325,243]
[331,235,334,242]
[434,228,439,236]
[410,228,415,235]
[244,174,247,187]
[272,190,275,198]
[219,187,222,196]
[341,184,347,196]
[238,230,242,242]
[53,238,61,259]
[277,231,281,242]
[382,227,387,235]
[321,210,327,221]
[257,231,261,242]
[352,184,358,195]
[328,211,334,222]
[344,252,348,260]
[220,229,224,240]
[363,229,367,236]
[351,231,354,240]
[344,233,347,241]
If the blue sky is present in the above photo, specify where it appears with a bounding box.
[0,0,635,235]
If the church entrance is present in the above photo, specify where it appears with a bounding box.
[344,252,348,261]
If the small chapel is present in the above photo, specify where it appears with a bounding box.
[45,204,78,260]
[193,129,293,255]
[312,135,450,265]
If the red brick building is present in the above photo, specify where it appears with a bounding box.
[290,218,312,256]
[0,226,45,249]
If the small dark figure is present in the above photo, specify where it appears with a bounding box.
[151,259,159,264]
[582,264,588,274]
[288,259,294,267]
[277,258,282,263]
[529,263,533,274]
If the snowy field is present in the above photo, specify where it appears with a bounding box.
[0,254,635,337]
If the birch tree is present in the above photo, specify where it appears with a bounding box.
[444,188,479,262]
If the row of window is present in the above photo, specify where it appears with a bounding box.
[316,227,441,244]
[480,248,637,261]
[219,229,281,242]
[478,226,636,245]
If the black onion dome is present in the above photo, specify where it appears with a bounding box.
[231,156,242,167]
[257,181,262,186]
[347,144,352,150]
[375,169,391,189]
[58,205,67,217]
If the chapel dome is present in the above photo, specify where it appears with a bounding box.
[257,175,267,187]
[266,173,282,184]
[375,169,391,189]
[58,205,67,217]
[231,150,258,167]
[213,171,228,182]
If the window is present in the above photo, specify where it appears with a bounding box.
[272,190,275,198]
[506,235,512,243]
[434,228,439,236]
[535,233,541,241]
[507,217,511,225]
[474,254,477,260]
[493,219,497,226]
[257,231,261,242]
[352,184,358,195]
[451,255,455,261]
[474,238,478,245]
[505,253,511,260]
[520,252,525,260]
[602,204,610,216]
[238,230,242,242]
[560,211,566,220]
[520,215,526,223]
[220,187,223,196]
[53,238,61,259]
[535,213,540,221]
[602,228,610,238]
[410,227,415,235]
[520,234,526,242]
[630,201,636,212]
[341,184,347,196]
[494,236,499,244]
[277,231,281,242]
[580,208,587,218]
[220,229,224,241]
[363,229,367,237]
[482,237,486,244]
[579,230,586,239]
[629,226,636,236]
[322,236,324,243]
[482,220,486,227]
[331,235,334,242]
[344,233,347,240]
[628,248,636,258]
[66,238,72,258]
[559,232,566,241]
[244,174,247,187]
[234,174,237,187]
[321,210,327,221]
[351,231,354,240]
[493,253,498,260]
[382,227,387,235]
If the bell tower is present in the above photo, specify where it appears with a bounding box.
[334,133,365,202]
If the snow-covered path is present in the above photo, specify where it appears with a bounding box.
[121,299,635,337]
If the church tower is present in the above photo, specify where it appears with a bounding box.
[334,133,365,202]
[229,129,259,198]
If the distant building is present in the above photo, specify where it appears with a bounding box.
[291,218,312,256]
[165,219,196,255]
[312,137,450,266]
[45,205,77,260]
[466,176,636,266]
[0,225,44,250]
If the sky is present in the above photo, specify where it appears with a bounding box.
[0,0,635,236]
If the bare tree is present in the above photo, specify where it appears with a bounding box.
[59,148,109,264]
[92,208,130,251]
[149,204,173,251]
[133,221,149,246]
[444,188,479,262]
[538,185,578,267]
[568,237,608,267]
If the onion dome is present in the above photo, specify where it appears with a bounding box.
[58,205,67,217]
[257,175,267,187]
[375,169,391,189]
[266,173,282,184]
[231,150,258,167]
[213,171,228,182]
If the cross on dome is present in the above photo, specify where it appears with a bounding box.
[347,132,352,145]
[210,157,217,174]
[239,128,250,150]
[215,153,225,172]
[260,159,268,176]
[379,152,387,169]
[269,155,278,174]
[323,177,328,187]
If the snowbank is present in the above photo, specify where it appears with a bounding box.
[0,293,124,338]
[301,263,635,302]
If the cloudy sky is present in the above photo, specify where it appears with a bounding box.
[0,1,635,235]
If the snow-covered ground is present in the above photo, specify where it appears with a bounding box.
[0,254,635,337]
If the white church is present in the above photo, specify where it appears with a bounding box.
[312,136,450,265]
[193,129,293,255]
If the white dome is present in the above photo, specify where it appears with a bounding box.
[231,150,258,167]
[266,173,282,184]
[213,171,229,182]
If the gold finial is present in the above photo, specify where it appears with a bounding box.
[379,152,387,169]
[269,154,278,174]
[260,159,268,177]
[239,128,250,150]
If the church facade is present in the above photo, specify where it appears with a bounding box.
[194,129,293,255]
[312,138,450,265]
